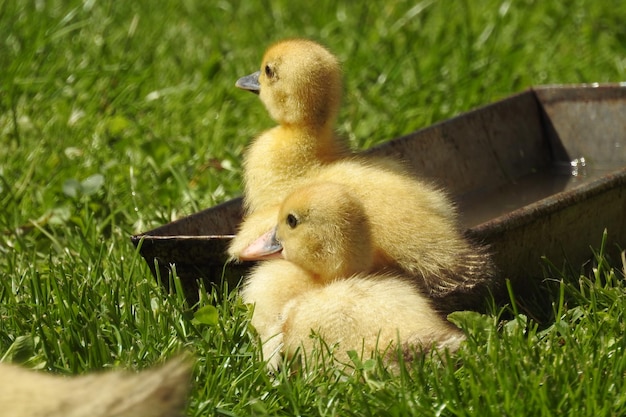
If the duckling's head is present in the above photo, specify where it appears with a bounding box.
[236,39,342,129]
[241,182,373,282]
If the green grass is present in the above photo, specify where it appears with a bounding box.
[1,0,625,415]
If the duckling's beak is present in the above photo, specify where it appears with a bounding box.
[235,71,261,94]
[238,227,283,261]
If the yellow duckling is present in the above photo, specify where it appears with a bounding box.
[242,160,496,306]
[241,182,464,369]
[231,39,495,301]
[228,39,351,258]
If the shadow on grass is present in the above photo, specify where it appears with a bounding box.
[492,230,625,329]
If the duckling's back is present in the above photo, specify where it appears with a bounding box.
[309,158,497,308]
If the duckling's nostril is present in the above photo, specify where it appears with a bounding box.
[236,71,261,94]
[239,226,283,260]
[269,228,282,249]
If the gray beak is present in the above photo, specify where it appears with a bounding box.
[235,71,261,94]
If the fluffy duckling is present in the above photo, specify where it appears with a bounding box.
[228,39,351,258]
[231,39,495,302]
[241,182,464,369]
[243,161,496,308]
[235,39,350,212]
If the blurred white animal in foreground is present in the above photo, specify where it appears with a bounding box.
[0,356,191,417]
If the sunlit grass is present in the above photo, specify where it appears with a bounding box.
[1,0,625,415]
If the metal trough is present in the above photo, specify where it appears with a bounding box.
[131,84,626,297]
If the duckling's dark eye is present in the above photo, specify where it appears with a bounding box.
[286,213,298,229]
[264,64,274,78]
